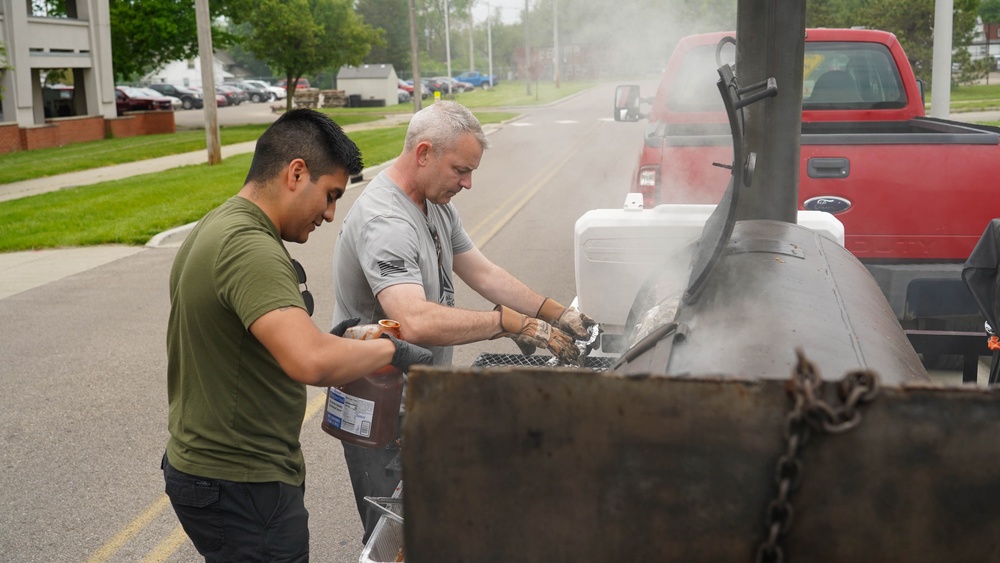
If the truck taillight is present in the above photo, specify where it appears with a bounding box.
[636,166,659,208]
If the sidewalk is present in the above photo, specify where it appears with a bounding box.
[0,114,413,299]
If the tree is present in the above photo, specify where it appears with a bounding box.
[357,0,412,71]
[109,0,233,82]
[808,0,982,85]
[982,0,1000,23]
[234,0,384,110]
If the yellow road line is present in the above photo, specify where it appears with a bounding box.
[467,121,602,248]
[86,493,171,563]
[304,390,328,425]
[139,525,189,563]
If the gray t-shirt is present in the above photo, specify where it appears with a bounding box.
[333,171,474,366]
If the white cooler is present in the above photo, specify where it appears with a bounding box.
[573,197,844,331]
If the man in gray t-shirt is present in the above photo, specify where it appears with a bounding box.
[332,101,600,543]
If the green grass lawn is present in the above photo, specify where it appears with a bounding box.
[926,82,1000,113]
[0,112,514,252]
[0,116,382,185]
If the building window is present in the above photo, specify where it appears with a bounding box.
[187,59,195,70]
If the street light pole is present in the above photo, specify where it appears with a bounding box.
[552,0,559,88]
[445,0,453,95]
[524,0,530,95]
[487,0,494,88]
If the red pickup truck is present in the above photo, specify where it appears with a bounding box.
[615,28,1000,349]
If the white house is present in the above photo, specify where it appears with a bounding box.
[0,0,117,126]
[337,64,399,107]
[144,54,234,89]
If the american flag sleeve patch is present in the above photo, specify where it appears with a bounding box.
[378,259,407,277]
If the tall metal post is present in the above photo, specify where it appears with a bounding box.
[445,0,453,94]
[552,0,560,87]
[524,0,531,95]
[487,0,494,87]
[194,0,221,164]
[469,4,475,72]
[735,0,805,223]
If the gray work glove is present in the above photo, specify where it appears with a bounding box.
[536,298,601,341]
[491,305,581,366]
[330,317,361,337]
[383,334,434,372]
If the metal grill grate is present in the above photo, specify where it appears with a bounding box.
[472,353,617,371]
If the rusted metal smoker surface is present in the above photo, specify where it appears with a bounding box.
[403,368,1000,562]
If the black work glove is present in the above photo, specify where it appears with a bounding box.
[491,305,582,366]
[383,334,434,372]
[330,317,361,337]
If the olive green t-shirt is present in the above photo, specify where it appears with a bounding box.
[166,196,309,486]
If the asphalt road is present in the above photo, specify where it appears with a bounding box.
[0,83,643,562]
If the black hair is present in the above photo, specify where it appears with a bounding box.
[244,109,363,187]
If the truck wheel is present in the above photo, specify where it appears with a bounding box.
[182,98,193,110]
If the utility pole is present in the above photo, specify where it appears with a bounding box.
[524,0,531,95]
[469,3,475,72]
[194,0,220,164]
[930,0,954,118]
[445,0,453,94]
[408,0,422,111]
[552,0,559,88]
[487,0,494,87]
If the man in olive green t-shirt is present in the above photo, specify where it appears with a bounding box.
[163,109,431,562]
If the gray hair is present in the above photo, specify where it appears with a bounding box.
[404,101,490,154]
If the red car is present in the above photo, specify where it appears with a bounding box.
[115,86,173,116]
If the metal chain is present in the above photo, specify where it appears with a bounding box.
[755,349,879,563]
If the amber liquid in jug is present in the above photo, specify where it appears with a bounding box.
[322,319,405,448]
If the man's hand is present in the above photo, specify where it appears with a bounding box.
[491,305,581,365]
[383,334,434,372]
[330,317,361,337]
[537,298,600,341]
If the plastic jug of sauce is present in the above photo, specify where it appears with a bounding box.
[322,319,404,448]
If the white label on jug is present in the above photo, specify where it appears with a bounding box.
[325,387,374,438]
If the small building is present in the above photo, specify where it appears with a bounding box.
[336,64,399,107]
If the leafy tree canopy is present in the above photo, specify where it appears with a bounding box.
[229,0,384,109]
[109,0,233,82]
[982,0,1000,23]
[807,0,982,84]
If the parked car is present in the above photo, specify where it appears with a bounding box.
[398,88,411,104]
[276,78,311,91]
[454,71,499,88]
[215,85,246,106]
[226,81,270,103]
[42,84,75,118]
[114,86,173,116]
[146,83,203,110]
[242,79,286,100]
[419,77,446,94]
[432,76,474,93]
[190,86,228,107]
[136,87,181,110]
[403,79,430,99]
